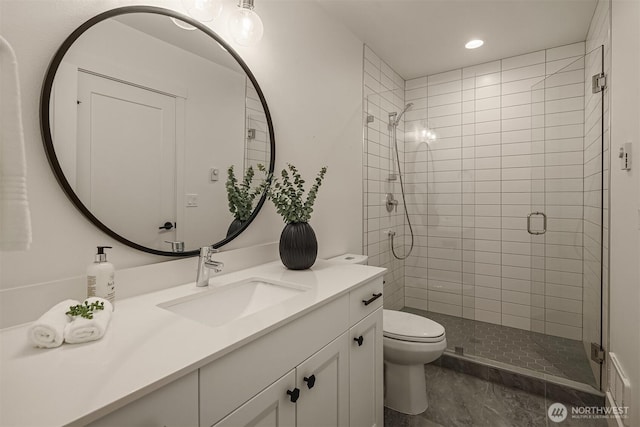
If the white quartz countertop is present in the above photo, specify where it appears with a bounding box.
[0,260,385,427]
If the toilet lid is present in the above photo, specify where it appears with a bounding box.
[383,310,445,343]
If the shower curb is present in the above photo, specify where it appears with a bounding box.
[434,351,605,407]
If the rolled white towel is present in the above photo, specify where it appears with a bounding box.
[64,297,113,344]
[28,299,79,348]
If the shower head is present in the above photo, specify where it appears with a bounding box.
[390,103,414,127]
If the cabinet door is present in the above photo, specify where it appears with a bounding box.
[213,370,296,427]
[349,308,383,427]
[87,371,198,427]
[296,333,349,427]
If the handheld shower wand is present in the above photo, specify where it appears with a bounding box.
[387,102,415,260]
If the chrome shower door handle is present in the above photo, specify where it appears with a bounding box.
[527,212,547,235]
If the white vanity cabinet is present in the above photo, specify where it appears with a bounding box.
[89,276,383,427]
[349,308,383,427]
[86,371,199,427]
[213,369,297,427]
[201,276,383,427]
[214,333,350,427]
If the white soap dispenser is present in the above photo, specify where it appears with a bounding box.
[87,246,115,305]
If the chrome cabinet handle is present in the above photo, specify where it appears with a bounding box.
[527,212,547,235]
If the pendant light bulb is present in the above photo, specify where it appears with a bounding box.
[229,0,264,46]
[182,0,222,22]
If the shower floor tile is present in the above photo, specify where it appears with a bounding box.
[402,308,597,388]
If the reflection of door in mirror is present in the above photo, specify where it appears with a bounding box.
[76,72,178,249]
[49,16,252,252]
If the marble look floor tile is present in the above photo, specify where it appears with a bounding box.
[384,365,608,427]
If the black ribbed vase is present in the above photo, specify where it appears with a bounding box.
[226,218,245,237]
[279,222,318,270]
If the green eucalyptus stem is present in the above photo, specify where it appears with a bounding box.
[258,163,327,223]
[66,301,105,320]
[226,165,263,221]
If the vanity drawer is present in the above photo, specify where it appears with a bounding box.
[349,277,383,326]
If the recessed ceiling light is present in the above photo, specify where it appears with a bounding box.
[465,39,484,49]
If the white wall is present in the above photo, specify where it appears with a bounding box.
[609,0,640,423]
[0,0,363,327]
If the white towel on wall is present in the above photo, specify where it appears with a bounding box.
[64,297,114,344]
[28,299,79,348]
[0,35,32,251]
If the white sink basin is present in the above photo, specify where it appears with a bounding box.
[158,278,309,328]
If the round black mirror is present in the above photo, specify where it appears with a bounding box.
[40,6,275,256]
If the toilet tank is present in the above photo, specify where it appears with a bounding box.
[327,254,368,265]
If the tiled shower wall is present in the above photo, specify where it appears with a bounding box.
[402,43,589,340]
[244,79,270,172]
[363,46,406,310]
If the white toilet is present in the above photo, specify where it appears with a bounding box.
[327,255,447,415]
[383,309,446,415]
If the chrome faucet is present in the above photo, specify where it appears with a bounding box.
[196,246,224,287]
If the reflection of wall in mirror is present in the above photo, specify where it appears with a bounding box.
[51,18,246,251]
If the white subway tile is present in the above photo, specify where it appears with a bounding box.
[546,42,585,61]
[502,314,531,330]
[461,78,476,94]
[475,96,501,111]
[428,69,462,86]
[476,109,501,123]
[546,56,585,75]
[405,76,428,90]
[429,290,462,306]
[476,121,501,134]
[364,45,381,67]
[429,80,462,96]
[428,301,463,316]
[545,83,584,101]
[545,322,581,340]
[463,60,501,77]
[502,92,532,107]
[475,286,501,300]
[544,69,584,88]
[501,63,545,83]
[475,309,502,325]
[502,117,532,132]
[428,103,462,118]
[502,50,545,71]
[475,84,501,99]
[405,297,429,311]
[476,72,501,88]
[502,77,546,95]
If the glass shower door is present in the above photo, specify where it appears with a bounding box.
[528,46,604,389]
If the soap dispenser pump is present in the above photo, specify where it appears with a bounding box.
[87,246,115,305]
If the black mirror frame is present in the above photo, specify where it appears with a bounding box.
[40,5,275,257]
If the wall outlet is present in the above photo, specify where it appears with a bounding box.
[186,193,198,207]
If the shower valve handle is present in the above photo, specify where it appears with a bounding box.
[385,193,398,213]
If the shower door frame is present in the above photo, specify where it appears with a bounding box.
[529,45,606,391]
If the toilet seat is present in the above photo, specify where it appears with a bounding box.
[383,310,445,343]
